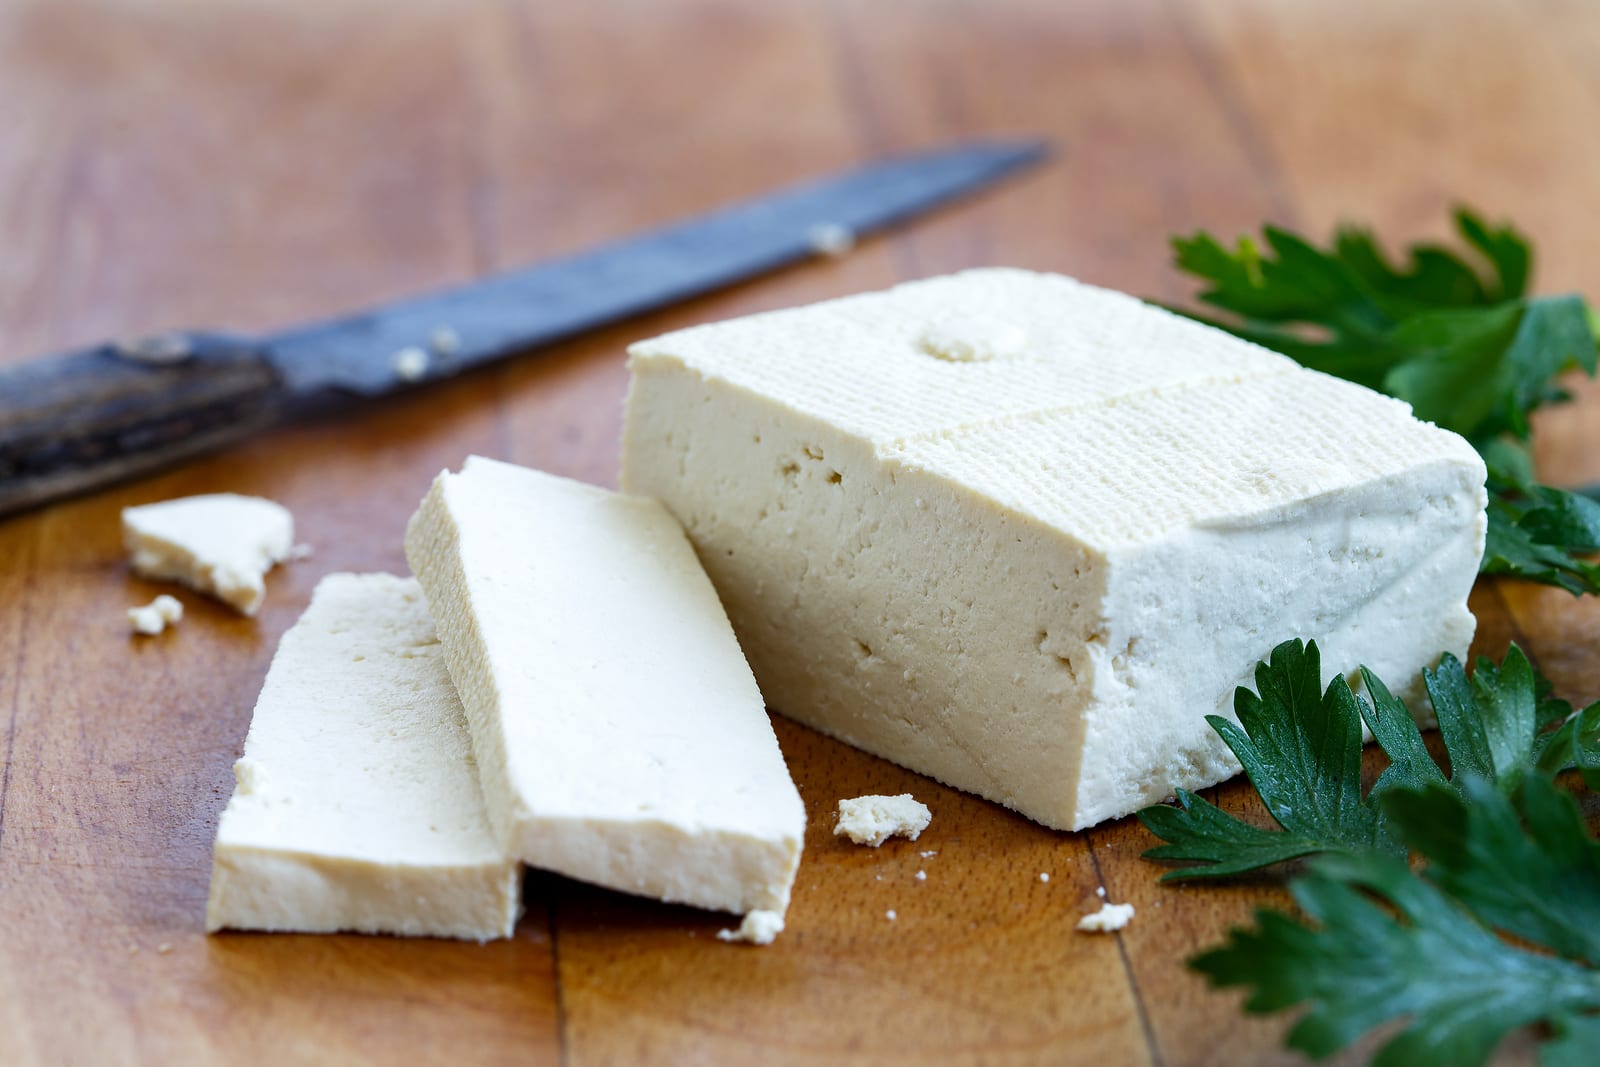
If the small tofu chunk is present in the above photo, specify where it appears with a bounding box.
[206,573,521,941]
[1077,902,1135,933]
[127,594,183,636]
[405,457,806,918]
[716,909,786,946]
[834,794,932,847]
[123,494,293,615]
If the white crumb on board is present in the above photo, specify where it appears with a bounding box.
[885,909,897,922]
[1039,872,1050,883]
[127,595,183,636]
[716,909,784,946]
[289,543,314,561]
[834,794,931,847]
[1096,886,1106,898]
[915,870,926,881]
[1077,901,1135,933]
[920,850,937,858]
[122,493,293,616]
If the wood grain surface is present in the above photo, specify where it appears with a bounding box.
[0,1,1593,1064]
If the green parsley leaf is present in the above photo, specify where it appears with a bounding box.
[1533,698,1600,787]
[1170,209,1600,595]
[1134,790,1331,878]
[1483,472,1600,595]
[1193,777,1600,1067]
[1381,295,1593,442]
[1333,225,1494,318]
[1196,853,1600,1067]
[1385,775,1600,966]
[1138,641,1556,880]
[1453,207,1531,301]
[1546,1013,1600,1067]
[1138,640,1389,880]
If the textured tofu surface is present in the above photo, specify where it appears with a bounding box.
[621,268,1488,830]
[122,493,293,615]
[206,573,521,941]
[404,457,806,917]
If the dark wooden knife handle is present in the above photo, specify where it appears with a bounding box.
[0,332,288,517]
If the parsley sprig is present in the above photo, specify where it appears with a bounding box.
[1172,211,1600,594]
[1138,641,1600,1065]
[1139,640,1592,879]
[1198,788,1600,1067]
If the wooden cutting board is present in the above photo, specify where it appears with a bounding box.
[1,1,1593,1063]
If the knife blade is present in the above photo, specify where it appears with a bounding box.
[0,140,1048,517]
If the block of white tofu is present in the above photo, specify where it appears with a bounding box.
[404,457,806,918]
[620,268,1488,831]
[123,493,294,615]
[206,573,521,941]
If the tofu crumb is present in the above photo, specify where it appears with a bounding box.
[1040,872,1050,883]
[716,909,785,946]
[289,543,315,561]
[156,942,173,955]
[834,794,932,846]
[885,909,897,921]
[128,595,183,636]
[1096,886,1107,898]
[920,850,937,858]
[122,494,294,616]
[915,870,926,881]
[430,326,462,356]
[1077,901,1135,933]
[807,222,855,257]
[393,347,429,382]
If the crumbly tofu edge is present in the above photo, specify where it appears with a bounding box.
[206,845,522,942]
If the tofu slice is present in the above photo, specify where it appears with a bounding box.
[620,268,1488,831]
[404,458,805,918]
[123,493,294,615]
[206,573,521,940]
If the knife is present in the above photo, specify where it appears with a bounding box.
[0,140,1048,517]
